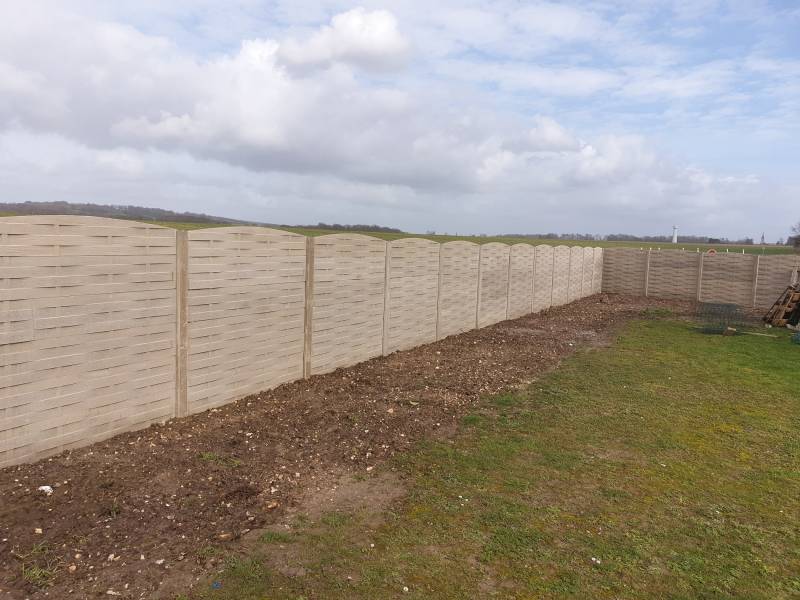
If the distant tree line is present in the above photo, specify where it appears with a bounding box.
[501,232,759,245]
[303,222,403,233]
[0,201,248,224]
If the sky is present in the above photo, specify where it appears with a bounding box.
[0,1,798,240]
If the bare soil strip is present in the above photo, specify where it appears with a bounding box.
[0,295,691,599]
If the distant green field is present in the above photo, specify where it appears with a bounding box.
[0,213,794,254]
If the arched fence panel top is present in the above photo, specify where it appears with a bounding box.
[389,237,440,249]
[188,225,306,239]
[313,232,388,247]
[0,214,175,231]
[441,240,480,250]
[0,215,176,255]
[480,241,511,251]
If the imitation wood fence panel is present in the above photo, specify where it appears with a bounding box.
[551,246,571,307]
[477,243,511,328]
[533,245,554,312]
[186,227,306,414]
[436,241,480,339]
[309,234,386,376]
[383,238,440,354]
[507,244,535,319]
[0,216,176,467]
[602,248,799,309]
[0,215,608,467]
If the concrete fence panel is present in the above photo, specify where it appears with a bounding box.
[755,255,800,308]
[383,238,440,354]
[602,248,647,295]
[477,243,511,328]
[592,248,604,294]
[310,234,386,375]
[551,246,572,306]
[532,245,554,312]
[581,247,595,297]
[437,241,480,339]
[568,247,584,303]
[507,244,535,319]
[700,254,756,306]
[186,227,306,414]
[647,250,700,300]
[0,216,177,467]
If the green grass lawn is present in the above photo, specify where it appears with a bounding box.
[190,319,800,600]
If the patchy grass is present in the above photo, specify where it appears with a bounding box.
[16,542,60,589]
[191,319,800,599]
[198,452,242,468]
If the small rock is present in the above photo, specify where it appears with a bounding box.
[37,485,54,496]
[34,528,43,535]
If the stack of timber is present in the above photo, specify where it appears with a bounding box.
[763,284,800,327]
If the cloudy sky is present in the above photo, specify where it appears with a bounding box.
[1,1,798,239]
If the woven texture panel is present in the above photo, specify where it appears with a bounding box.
[647,251,699,300]
[384,238,440,353]
[0,216,176,467]
[551,246,571,306]
[507,244,534,319]
[592,248,604,294]
[700,254,756,306]
[567,247,584,302]
[581,247,595,297]
[755,255,800,308]
[311,234,386,375]
[186,227,306,414]
[533,245,554,312]
[477,243,511,327]
[437,242,479,338]
[602,248,647,295]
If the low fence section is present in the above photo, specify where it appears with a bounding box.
[602,248,799,308]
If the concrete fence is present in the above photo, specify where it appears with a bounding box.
[602,248,800,308]
[0,216,605,467]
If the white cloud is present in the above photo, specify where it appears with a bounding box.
[0,1,795,241]
[277,8,409,72]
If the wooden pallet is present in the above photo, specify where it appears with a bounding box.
[763,284,800,327]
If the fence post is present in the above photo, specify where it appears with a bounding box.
[751,255,761,308]
[530,246,536,314]
[434,243,443,341]
[696,252,704,302]
[549,247,556,307]
[505,246,513,319]
[644,249,651,297]
[174,230,189,418]
[302,236,315,378]
[381,241,391,355]
[475,244,483,328]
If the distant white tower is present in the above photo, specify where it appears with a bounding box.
[672,226,678,244]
